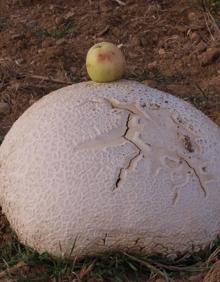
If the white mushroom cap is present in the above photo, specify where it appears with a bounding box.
[0,80,220,258]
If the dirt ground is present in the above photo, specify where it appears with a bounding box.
[0,0,220,281]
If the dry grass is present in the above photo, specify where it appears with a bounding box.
[0,231,219,281]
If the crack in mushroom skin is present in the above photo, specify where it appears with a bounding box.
[181,158,207,197]
[114,114,142,190]
[172,192,179,206]
[72,97,215,196]
[105,98,215,196]
[102,233,108,246]
[169,152,215,205]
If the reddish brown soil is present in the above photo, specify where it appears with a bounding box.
[0,0,220,281]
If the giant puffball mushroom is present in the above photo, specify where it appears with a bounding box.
[0,80,220,258]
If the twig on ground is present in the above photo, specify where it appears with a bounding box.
[0,261,27,278]
[206,247,220,265]
[123,253,168,280]
[113,0,126,6]
[27,74,72,85]
[206,10,220,39]
[204,13,215,41]
[79,261,96,279]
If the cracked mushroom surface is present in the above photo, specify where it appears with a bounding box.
[0,80,220,258]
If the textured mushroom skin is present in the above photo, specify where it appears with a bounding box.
[0,80,220,258]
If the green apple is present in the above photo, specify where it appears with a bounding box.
[86,42,126,83]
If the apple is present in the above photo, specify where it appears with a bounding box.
[86,42,126,83]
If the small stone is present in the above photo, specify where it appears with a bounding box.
[183,42,192,53]
[111,27,121,37]
[147,61,157,70]
[25,31,33,39]
[196,41,207,53]
[142,80,157,88]
[188,12,197,21]
[64,11,75,19]
[0,102,10,115]
[38,48,45,54]
[55,16,64,25]
[130,36,140,47]
[190,32,200,44]
[176,25,188,33]
[53,46,64,56]
[56,38,66,46]
[158,48,166,56]
[41,39,54,48]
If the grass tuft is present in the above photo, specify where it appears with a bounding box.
[0,235,219,281]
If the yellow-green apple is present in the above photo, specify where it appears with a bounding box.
[86,42,126,83]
